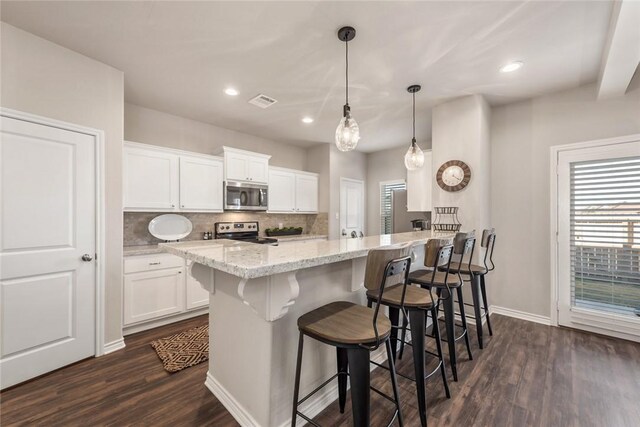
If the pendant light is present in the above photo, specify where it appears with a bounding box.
[335,26,360,152]
[404,84,424,170]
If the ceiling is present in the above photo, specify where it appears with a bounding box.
[1,1,613,152]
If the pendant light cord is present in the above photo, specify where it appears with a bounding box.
[412,92,416,141]
[345,37,349,105]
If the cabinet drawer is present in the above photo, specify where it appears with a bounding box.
[124,253,184,274]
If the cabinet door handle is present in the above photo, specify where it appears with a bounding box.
[171,204,175,208]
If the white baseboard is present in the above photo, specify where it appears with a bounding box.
[103,338,126,355]
[490,305,551,326]
[205,348,390,427]
[123,307,208,336]
[205,372,262,426]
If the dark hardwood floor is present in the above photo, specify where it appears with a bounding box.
[2,314,639,426]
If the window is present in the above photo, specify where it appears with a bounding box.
[380,180,406,234]
[570,156,640,316]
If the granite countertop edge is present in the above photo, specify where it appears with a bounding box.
[124,235,328,256]
[160,231,453,280]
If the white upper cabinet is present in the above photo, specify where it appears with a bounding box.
[247,156,269,183]
[295,174,318,213]
[124,142,223,212]
[218,146,270,184]
[407,150,433,212]
[268,167,318,213]
[124,145,179,211]
[269,169,296,212]
[179,155,223,211]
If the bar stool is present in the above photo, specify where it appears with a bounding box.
[291,244,412,427]
[366,239,453,427]
[406,232,475,382]
[442,229,496,349]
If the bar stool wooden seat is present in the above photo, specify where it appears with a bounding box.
[407,232,476,382]
[439,229,496,349]
[291,243,413,427]
[298,301,392,345]
[367,239,453,427]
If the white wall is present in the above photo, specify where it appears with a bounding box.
[365,145,409,236]
[490,79,640,318]
[1,23,125,345]
[432,95,492,246]
[125,103,307,170]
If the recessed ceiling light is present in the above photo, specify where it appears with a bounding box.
[224,87,239,96]
[302,117,314,124]
[500,61,524,73]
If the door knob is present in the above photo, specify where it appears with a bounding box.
[341,229,347,236]
[81,254,93,262]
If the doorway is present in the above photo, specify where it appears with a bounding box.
[340,178,365,238]
[552,134,640,341]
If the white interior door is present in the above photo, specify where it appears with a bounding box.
[340,178,365,238]
[0,115,96,389]
[556,137,640,340]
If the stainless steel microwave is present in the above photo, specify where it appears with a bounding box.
[224,181,268,211]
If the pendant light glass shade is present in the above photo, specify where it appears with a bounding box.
[335,27,359,151]
[405,84,424,170]
[335,109,360,152]
[404,139,425,170]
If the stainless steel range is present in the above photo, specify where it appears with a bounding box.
[214,221,278,245]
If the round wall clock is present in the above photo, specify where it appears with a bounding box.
[436,160,471,192]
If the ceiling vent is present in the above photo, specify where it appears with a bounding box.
[248,94,278,109]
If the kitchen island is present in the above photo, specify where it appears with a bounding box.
[161,231,453,427]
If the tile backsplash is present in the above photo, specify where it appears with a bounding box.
[124,212,328,246]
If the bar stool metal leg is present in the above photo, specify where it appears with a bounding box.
[397,315,409,360]
[480,275,493,336]
[456,287,474,359]
[469,275,484,349]
[408,309,427,427]
[388,307,400,361]
[441,289,458,382]
[431,306,450,398]
[292,332,304,427]
[336,348,348,413]
[385,339,404,427]
[346,347,371,427]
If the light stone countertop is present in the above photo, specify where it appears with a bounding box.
[123,244,164,256]
[274,234,328,242]
[160,230,454,280]
[124,234,327,256]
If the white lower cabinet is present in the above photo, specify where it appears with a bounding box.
[123,254,208,331]
[124,267,185,325]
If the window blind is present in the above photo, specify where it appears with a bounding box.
[570,156,640,316]
[380,182,406,234]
